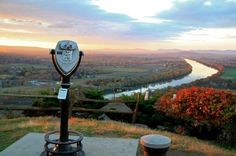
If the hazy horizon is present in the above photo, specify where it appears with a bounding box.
[0,45,236,58]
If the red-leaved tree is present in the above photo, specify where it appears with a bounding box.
[155,87,235,127]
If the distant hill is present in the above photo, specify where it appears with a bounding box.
[0,45,235,58]
[189,50,236,55]
[0,46,49,58]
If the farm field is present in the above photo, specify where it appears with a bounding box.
[0,53,192,94]
[1,51,236,95]
[221,67,236,82]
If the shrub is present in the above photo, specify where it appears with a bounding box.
[82,89,104,100]
[32,98,59,108]
[217,114,236,148]
[120,91,165,127]
[155,87,236,143]
[78,89,106,109]
[217,99,236,148]
[156,87,234,127]
[32,88,59,108]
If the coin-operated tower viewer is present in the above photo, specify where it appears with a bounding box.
[41,40,85,156]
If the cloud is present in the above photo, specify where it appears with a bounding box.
[204,1,212,6]
[0,18,45,26]
[0,0,236,49]
[226,0,236,2]
[90,0,174,23]
[0,37,54,48]
[174,28,236,41]
[158,0,236,28]
[48,22,76,29]
[0,28,32,33]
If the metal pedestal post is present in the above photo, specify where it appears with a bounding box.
[60,77,70,146]
[41,77,85,156]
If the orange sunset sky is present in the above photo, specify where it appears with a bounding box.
[0,0,236,51]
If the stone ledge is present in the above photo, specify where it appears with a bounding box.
[0,133,139,156]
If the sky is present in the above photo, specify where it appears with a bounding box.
[0,0,236,51]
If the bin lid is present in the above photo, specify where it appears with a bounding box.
[140,134,171,149]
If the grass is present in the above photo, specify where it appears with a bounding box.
[0,86,52,94]
[0,117,235,156]
[101,66,148,73]
[7,63,48,69]
[221,67,236,82]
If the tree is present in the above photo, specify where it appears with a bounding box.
[155,87,235,127]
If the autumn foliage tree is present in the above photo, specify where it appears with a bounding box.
[155,87,235,128]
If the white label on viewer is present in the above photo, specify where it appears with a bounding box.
[57,88,68,100]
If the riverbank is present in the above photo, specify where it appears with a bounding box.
[104,58,218,99]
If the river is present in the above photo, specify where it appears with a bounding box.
[103,58,218,99]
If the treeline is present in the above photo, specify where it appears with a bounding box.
[0,53,45,64]
[86,61,192,89]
